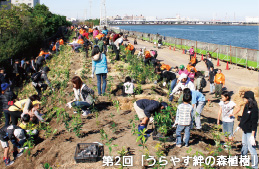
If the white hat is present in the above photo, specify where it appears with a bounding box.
[14,129,26,140]
[178,73,188,80]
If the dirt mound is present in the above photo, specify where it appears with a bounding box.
[232,86,259,116]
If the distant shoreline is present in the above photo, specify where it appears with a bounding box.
[110,24,259,26]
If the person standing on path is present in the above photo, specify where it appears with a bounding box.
[214,69,225,99]
[189,46,195,61]
[112,32,123,61]
[238,91,258,169]
[217,91,240,145]
[91,46,108,96]
[204,59,214,70]
[208,67,216,94]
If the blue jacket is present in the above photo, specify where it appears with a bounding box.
[102,29,108,35]
[136,99,160,118]
[191,90,206,105]
[92,53,108,75]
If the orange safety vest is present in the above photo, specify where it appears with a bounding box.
[161,64,171,71]
[214,73,225,85]
[77,39,84,45]
[190,56,197,64]
[187,65,197,72]
[52,45,56,51]
[39,51,45,56]
[95,33,104,40]
[59,39,64,45]
[88,28,93,33]
[145,51,151,59]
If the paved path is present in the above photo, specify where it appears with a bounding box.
[127,37,259,145]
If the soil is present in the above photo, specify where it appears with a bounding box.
[0,38,258,169]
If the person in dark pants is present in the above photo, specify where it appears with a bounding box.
[7,99,28,125]
[0,83,17,126]
[35,55,45,71]
[112,32,123,61]
[204,59,214,72]
[189,46,195,61]
[133,99,168,135]
[32,66,54,97]
[12,59,22,87]
[237,91,258,169]
[91,46,108,96]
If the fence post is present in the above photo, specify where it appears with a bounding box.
[196,41,197,54]
[246,49,248,69]
[236,48,237,65]
[230,45,232,64]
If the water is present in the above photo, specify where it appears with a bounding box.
[118,25,259,50]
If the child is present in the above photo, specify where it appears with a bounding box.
[175,89,193,147]
[19,114,39,137]
[123,76,134,96]
[217,91,240,145]
[239,91,258,168]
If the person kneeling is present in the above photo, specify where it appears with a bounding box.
[67,76,94,116]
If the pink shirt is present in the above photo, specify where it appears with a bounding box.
[189,48,194,55]
[179,69,189,75]
[93,30,99,38]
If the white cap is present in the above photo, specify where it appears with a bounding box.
[14,129,26,140]
[178,73,188,80]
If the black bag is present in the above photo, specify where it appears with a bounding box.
[31,72,42,82]
[153,50,158,59]
[201,77,207,88]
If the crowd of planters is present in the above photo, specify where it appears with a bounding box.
[0,24,258,168]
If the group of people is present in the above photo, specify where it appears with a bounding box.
[0,33,67,166]
[0,24,258,168]
[133,45,258,168]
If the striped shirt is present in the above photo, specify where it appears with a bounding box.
[175,103,193,126]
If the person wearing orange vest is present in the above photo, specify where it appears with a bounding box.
[95,33,104,45]
[190,56,197,65]
[186,63,197,72]
[214,69,225,98]
[59,39,64,45]
[160,64,171,71]
[125,42,135,55]
[77,39,84,45]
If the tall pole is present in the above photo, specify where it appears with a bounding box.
[100,0,107,28]
[89,0,92,20]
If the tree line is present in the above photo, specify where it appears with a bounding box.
[0,3,71,65]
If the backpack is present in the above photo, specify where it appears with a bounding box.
[200,77,207,88]
[31,72,42,82]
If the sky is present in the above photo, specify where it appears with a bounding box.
[41,0,259,21]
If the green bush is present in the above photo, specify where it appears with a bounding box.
[0,3,71,64]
